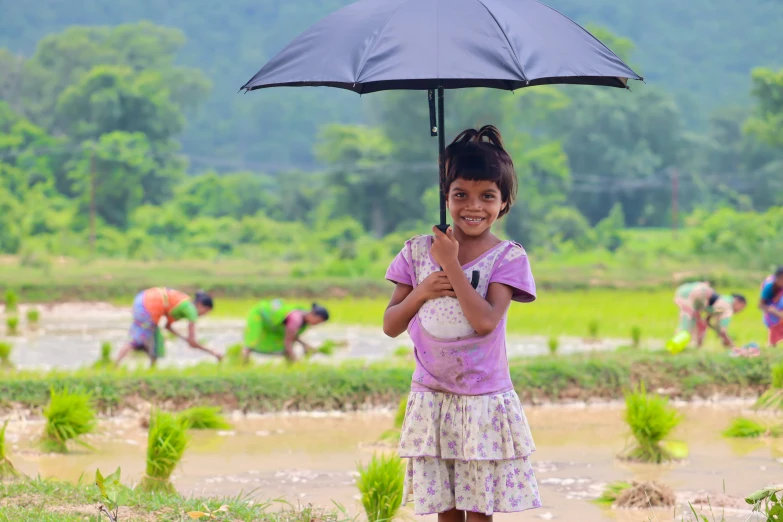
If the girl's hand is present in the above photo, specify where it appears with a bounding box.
[414,272,456,301]
[431,226,459,268]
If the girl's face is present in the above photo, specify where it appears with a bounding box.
[446,178,506,237]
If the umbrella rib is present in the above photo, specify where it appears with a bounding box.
[474,0,528,83]
[354,0,418,84]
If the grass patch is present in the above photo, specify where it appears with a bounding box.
[356,452,405,522]
[41,386,97,453]
[0,476,353,521]
[620,383,683,463]
[0,351,779,414]
[177,406,232,430]
[141,410,189,494]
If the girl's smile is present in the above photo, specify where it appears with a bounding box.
[447,179,506,237]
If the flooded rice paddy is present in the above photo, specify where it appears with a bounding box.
[4,302,640,370]
[3,403,782,521]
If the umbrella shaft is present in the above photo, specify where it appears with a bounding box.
[436,88,448,232]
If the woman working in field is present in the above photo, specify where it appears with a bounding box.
[705,293,747,351]
[672,281,717,347]
[115,288,222,367]
[242,300,330,363]
[760,267,783,347]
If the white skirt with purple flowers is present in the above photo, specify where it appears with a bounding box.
[399,390,541,516]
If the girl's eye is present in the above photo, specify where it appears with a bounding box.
[453,192,466,198]
[483,194,496,199]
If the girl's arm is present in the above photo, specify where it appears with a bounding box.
[383,283,423,338]
[383,271,458,337]
[441,258,514,336]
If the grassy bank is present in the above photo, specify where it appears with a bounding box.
[0,476,350,521]
[0,351,779,414]
[0,253,769,303]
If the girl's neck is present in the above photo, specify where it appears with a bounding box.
[451,225,501,264]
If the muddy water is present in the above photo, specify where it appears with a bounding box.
[3,303,634,370]
[4,403,781,521]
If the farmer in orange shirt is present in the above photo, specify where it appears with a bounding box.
[115,288,222,367]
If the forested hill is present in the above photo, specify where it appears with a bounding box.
[1,0,782,169]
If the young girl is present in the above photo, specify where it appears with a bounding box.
[115,288,222,367]
[384,126,541,521]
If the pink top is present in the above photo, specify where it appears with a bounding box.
[386,235,536,396]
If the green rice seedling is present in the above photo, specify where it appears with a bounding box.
[224,343,244,366]
[141,410,189,493]
[0,342,12,368]
[588,319,600,340]
[6,316,18,336]
[95,467,128,522]
[621,382,683,463]
[356,452,405,522]
[42,387,97,453]
[4,290,18,313]
[547,336,559,356]
[25,308,40,327]
[594,481,631,506]
[0,420,19,478]
[177,406,231,430]
[631,326,642,348]
[92,342,113,369]
[754,361,783,411]
[723,417,767,438]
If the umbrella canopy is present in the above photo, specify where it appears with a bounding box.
[241,0,643,229]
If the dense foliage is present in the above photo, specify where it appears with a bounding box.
[0,21,782,273]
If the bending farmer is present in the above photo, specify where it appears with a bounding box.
[243,300,329,363]
[760,267,783,347]
[115,288,222,367]
[704,293,747,349]
[673,281,716,347]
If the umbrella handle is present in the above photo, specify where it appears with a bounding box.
[429,87,449,233]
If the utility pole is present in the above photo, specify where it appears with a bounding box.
[90,149,96,253]
[671,168,679,239]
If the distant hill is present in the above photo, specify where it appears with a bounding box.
[2,0,782,169]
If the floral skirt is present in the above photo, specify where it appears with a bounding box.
[399,390,541,516]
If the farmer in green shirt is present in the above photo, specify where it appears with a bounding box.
[242,300,330,363]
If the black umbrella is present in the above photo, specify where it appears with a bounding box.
[241,0,642,232]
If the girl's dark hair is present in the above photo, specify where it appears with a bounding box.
[732,293,746,304]
[775,266,783,277]
[194,290,213,309]
[442,125,517,218]
[311,303,329,321]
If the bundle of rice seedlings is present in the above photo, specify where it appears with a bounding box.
[26,308,40,326]
[620,383,683,463]
[0,420,19,479]
[594,481,632,506]
[223,344,245,366]
[5,317,18,336]
[547,336,559,356]
[754,362,783,411]
[177,406,231,430]
[631,326,642,348]
[92,342,113,369]
[42,387,97,453]
[723,417,783,438]
[356,452,405,522]
[140,410,188,493]
[0,342,12,368]
[614,480,676,508]
[4,290,18,313]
